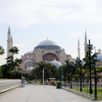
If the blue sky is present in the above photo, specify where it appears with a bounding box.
[0,0,102,64]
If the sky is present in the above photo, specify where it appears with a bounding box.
[0,0,102,65]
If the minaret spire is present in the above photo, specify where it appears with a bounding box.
[8,26,11,35]
[7,26,13,58]
[78,37,80,59]
[85,29,87,45]
[84,29,88,57]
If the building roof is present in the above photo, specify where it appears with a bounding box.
[35,39,61,50]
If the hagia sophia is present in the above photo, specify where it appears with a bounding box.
[20,39,72,70]
[7,27,102,71]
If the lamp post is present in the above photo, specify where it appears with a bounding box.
[92,47,97,100]
[43,68,45,85]
[94,55,97,100]
[79,59,82,92]
[69,59,75,89]
[61,67,63,85]
[88,40,93,94]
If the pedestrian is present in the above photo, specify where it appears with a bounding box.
[21,76,25,88]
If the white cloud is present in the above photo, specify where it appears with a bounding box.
[14,42,27,49]
[14,42,27,57]
[89,32,102,40]
[0,0,101,27]
[0,0,102,64]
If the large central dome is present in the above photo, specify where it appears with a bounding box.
[39,39,57,46]
[35,39,61,50]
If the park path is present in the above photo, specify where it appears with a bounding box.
[0,85,100,102]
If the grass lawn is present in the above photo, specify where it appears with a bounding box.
[74,86,102,100]
[97,88,102,100]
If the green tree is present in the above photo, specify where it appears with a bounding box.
[31,62,58,83]
[0,46,4,55]
[62,60,70,82]
[3,46,22,79]
[0,46,4,78]
[9,46,19,54]
[62,60,76,85]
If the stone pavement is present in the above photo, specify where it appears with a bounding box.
[0,85,100,102]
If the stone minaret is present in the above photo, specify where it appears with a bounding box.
[84,29,88,57]
[7,26,13,58]
[78,38,80,59]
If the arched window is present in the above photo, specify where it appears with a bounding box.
[43,53,59,61]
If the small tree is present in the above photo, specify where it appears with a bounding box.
[9,46,19,55]
[31,62,58,83]
[0,46,4,78]
[5,46,22,79]
[0,46,4,55]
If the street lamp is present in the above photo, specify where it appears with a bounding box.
[69,59,75,89]
[43,68,45,85]
[79,59,82,92]
[92,47,97,100]
[61,67,64,85]
[88,39,93,94]
[77,58,83,92]
[85,40,98,99]
[93,54,97,100]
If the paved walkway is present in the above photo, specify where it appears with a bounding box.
[0,85,100,102]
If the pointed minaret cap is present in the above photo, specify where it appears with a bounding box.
[8,26,11,34]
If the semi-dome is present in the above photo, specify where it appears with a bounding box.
[97,54,102,61]
[24,60,34,71]
[35,39,61,50]
[50,59,62,68]
[96,49,102,61]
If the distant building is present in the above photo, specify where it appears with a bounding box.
[96,49,102,67]
[20,39,72,70]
